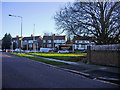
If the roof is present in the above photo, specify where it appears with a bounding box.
[73,36,92,40]
[12,36,43,41]
[43,36,65,40]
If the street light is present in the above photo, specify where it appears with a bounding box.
[9,14,23,53]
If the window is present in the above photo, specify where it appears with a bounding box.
[79,40,82,43]
[82,40,85,43]
[47,44,51,47]
[43,40,46,43]
[75,40,77,43]
[29,44,32,48]
[48,40,51,43]
[13,40,16,42]
[28,40,33,43]
[24,40,27,42]
[61,40,65,43]
[54,40,56,43]
[81,45,85,48]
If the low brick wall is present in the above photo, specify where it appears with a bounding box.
[87,45,120,67]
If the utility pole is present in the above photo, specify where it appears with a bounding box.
[33,24,36,53]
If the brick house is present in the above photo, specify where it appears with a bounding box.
[12,35,43,50]
[72,36,95,50]
[43,35,66,48]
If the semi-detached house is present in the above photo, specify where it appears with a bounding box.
[43,35,66,48]
[12,35,43,50]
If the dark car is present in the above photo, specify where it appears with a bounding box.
[2,49,6,52]
[48,50,54,53]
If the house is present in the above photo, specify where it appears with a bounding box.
[72,36,95,50]
[43,34,66,48]
[12,35,43,50]
[12,36,21,49]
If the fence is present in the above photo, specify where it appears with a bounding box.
[87,44,120,67]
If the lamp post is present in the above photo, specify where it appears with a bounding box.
[9,14,23,53]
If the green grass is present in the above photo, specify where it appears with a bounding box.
[11,53,69,65]
[27,53,87,62]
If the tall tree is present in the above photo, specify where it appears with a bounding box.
[2,33,12,49]
[54,1,120,44]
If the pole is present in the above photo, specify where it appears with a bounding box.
[20,17,22,53]
[33,24,36,54]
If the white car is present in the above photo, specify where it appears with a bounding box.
[0,49,2,52]
[25,50,31,53]
[15,49,24,52]
[58,50,69,53]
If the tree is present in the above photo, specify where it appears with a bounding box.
[54,1,120,44]
[13,42,17,50]
[2,33,12,49]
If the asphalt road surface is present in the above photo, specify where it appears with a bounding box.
[2,52,119,88]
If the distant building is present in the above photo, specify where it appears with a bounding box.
[72,36,95,50]
[43,35,66,48]
[12,35,43,50]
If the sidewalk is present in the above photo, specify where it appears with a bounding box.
[26,53,120,85]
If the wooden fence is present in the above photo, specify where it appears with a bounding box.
[87,44,120,67]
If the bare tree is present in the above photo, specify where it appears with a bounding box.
[54,1,120,44]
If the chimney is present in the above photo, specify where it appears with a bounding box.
[31,34,33,37]
[16,35,19,38]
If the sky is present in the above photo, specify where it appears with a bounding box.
[2,1,70,39]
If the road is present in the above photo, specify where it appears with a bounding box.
[2,52,119,88]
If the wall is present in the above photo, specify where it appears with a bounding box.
[87,44,120,67]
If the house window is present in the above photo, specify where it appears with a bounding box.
[43,40,46,43]
[29,44,32,48]
[28,40,33,43]
[79,40,82,43]
[75,40,77,43]
[13,40,16,42]
[54,40,56,43]
[61,40,65,43]
[82,40,85,43]
[24,40,27,42]
[81,45,84,48]
[48,40,51,43]
[47,44,51,47]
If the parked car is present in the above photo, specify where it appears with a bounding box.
[2,49,6,52]
[69,51,75,53]
[30,50,38,53]
[58,49,69,53]
[39,48,52,53]
[48,50,54,53]
[80,50,87,53]
[6,49,12,52]
[15,49,24,53]
[25,50,31,53]
[0,49,2,52]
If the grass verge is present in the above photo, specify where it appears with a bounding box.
[11,53,69,65]
[27,53,87,62]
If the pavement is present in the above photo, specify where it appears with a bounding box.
[26,53,120,85]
